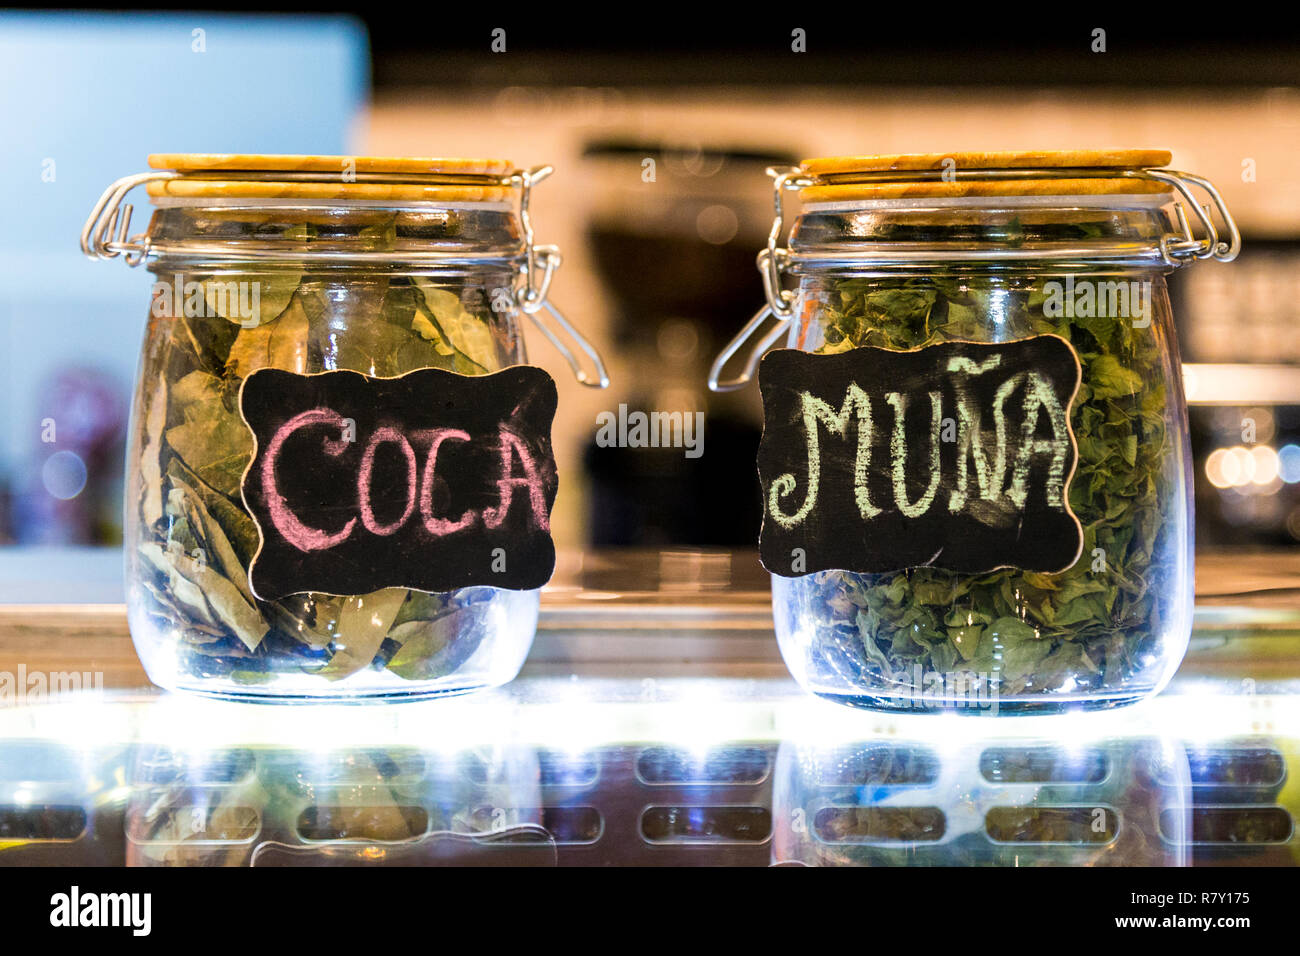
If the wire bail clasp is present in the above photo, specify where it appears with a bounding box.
[80,170,179,265]
[81,164,610,389]
[510,165,610,389]
[1142,168,1242,265]
[708,166,811,392]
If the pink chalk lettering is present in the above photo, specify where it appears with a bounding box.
[417,427,474,536]
[482,428,550,532]
[262,408,357,552]
[357,426,418,536]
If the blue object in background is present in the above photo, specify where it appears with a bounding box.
[0,11,369,599]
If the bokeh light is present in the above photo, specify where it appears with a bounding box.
[1250,445,1279,485]
[41,450,88,500]
[1279,444,1300,484]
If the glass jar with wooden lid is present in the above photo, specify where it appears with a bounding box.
[711,149,1239,714]
[83,154,608,700]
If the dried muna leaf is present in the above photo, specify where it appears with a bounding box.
[988,616,1040,644]
[1087,354,1145,400]
[946,623,983,662]
[809,271,1176,698]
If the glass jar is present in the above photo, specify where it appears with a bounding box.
[711,150,1240,714]
[82,154,607,701]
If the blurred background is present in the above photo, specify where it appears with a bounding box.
[2,9,1297,600]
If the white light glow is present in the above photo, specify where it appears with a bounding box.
[1231,446,1257,484]
[1250,445,1279,485]
[1205,448,1232,488]
[1205,445,1289,490]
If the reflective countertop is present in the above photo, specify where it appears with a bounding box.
[1,549,1298,867]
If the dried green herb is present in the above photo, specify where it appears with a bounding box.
[132,271,515,686]
[800,272,1180,701]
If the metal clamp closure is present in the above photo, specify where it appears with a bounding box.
[707,163,1241,392]
[80,170,178,265]
[79,165,609,388]
[508,164,609,388]
[760,166,816,319]
[708,167,807,391]
[1142,168,1241,265]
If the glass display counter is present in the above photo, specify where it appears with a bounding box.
[0,549,1297,867]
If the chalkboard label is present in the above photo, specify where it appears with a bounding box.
[757,336,1083,577]
[239,366,558,601]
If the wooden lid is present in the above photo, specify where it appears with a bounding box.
[800,149,1175,202]
[144,153,517,203]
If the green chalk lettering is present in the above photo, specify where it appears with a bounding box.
[768,385,877,529]
[885,390,943,518]
[947,355,1004,512]
[1008,372,1071,509]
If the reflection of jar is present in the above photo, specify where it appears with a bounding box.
[712,150,1240,714]
[124,696,547,866]
[771,729,1191,866]
[83,155,607,700]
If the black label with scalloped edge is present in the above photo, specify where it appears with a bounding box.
[239,365,558,601]
[757,336,1083,577]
